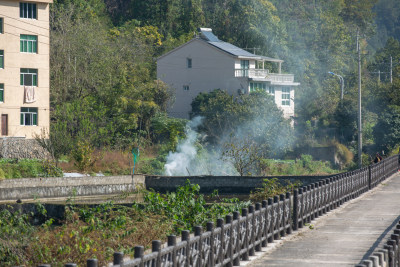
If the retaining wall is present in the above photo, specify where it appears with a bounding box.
[0,174,331,201]
[144,175,332,194]
[0,137,50,159]
[0,175,144,201]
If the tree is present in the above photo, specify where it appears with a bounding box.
[191,90,293,157]
[373,105,400,152]
[221,135,262,176]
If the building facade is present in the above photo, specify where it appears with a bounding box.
[157,28,300,120]
[0,0,52,139]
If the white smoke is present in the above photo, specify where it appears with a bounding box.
[163,117,238,176]
[164,117,203,176]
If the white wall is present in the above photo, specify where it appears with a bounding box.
[157,39,246,118]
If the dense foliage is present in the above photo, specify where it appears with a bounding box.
[44,0,400,171]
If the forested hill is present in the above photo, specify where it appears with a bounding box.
[49,0,400,159]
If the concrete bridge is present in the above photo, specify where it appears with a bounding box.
[247,171,400,267]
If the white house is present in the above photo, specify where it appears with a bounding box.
[157,28,300,119]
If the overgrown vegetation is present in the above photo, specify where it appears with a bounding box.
[0,181,262,266]
[259,155,338,176]
[0,159,62,179]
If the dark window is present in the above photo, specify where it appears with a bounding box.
[20,107,38,126]
[20,68,38,86]
[187,58,192,68]
[20,3,37,19]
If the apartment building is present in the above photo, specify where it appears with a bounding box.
[0,0,52,139]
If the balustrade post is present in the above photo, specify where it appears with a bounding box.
[261,200,268,247]
[383,246,395,267]
[113,252,124,266]
[273,196,280,240]
[217,218,225,265]
[286,192,292,235]
[167,235,177,266]
[182,230,191,267]
[298,188,304,229]
[279,195,285,237]
[233,211,241,266]
[152,240,162,267]
[195,226,203,267]
[87,259,98,267]
[134,247,144,267]
[225,215,234,267]
[368,165,372,190]
[267,198,274,243]
[207,222,215,267]
[248,205,255,256]
[255,203,262,251]
[242,208,250,261]
[310,184,315,220]
[293,189,299,231]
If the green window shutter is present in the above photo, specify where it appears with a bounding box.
[20,73,23,85]
[33,41,37,53]
[33,74,37,86]
[0,18,3,34]
[20,113,23,125]
[33,113,37,125]
[0,90,3,102]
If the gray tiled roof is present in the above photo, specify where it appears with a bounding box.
[198,28,282,62]
[208,41,258,58]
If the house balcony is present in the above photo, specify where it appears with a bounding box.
[234,69,295,83]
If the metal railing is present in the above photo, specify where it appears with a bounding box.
[36,155,400,267]
[234,69,295,82]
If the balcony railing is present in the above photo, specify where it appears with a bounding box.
[235,69,294,83]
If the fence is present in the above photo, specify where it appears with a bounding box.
[37,155,400,267]
[355,220,400,267]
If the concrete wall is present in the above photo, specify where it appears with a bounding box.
[0,137,50,159]
[145,175,332,194]
[0,174,332,201]
[0,0,52,139]
[0,175,144,200]
[157,38,241,118]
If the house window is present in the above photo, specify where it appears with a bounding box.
[187,58,192,68]
[20,3,37,19]
[0,84,3,102]
[0,50,3,68]
[249,82,267,92]
[20,68,38,86]
[183,85,189,91]
[20,35,37,53]
[282,87,290,106]
[0,18,3,34]
[268,86,275,95]
[20,107,38,126]
[240,60,249,77]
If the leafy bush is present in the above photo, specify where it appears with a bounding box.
[141,180,250,233]
[250,178,301,202]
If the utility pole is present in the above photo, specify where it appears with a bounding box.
[390,56,393,84]
[357,30,362,168]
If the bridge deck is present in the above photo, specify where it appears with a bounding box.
[248,173,400,267]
